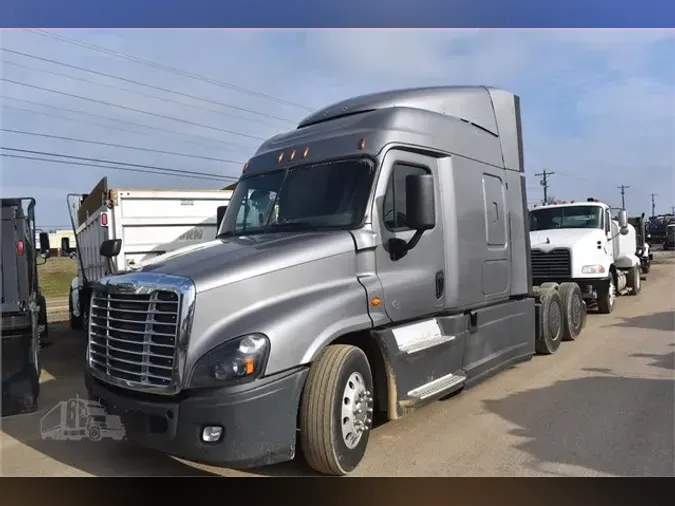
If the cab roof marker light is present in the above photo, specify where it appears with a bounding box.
[302,146,310,159]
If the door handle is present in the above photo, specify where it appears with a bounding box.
[435,270,445,299]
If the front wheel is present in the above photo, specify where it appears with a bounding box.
[597,274,616,314]
[69,287,83,330]
[299,345,374,476]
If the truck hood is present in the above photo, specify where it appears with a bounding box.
[530,228,605,249]
[123,231,357,292]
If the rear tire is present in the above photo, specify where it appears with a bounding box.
[597,274,616,314]
[558,282,585,342]
[299,345,374,476]
[69,287,83,330]
[535,289,563,355]
[627,266,641,295]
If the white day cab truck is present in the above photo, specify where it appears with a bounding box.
[84,86,589,476]
[529,199,640,315]
[66,177,232,331]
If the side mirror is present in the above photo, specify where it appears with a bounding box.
[617,209,629,235]
[387,174,436,262]
[216,205,228,230]
[39,232,51,258]
[406,174,436,231]
[617,209,628,228]
[100,238,122,258]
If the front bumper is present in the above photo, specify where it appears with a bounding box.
[85,366,309,469]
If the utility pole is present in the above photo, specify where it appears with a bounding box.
[535,170,554,203]
[650,193,657,217]
[617,185,630,209]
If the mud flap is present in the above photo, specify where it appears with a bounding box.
[1,333,40,416]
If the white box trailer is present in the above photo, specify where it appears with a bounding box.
[67,177,232,330]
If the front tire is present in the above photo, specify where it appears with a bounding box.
[597,274,616,314]
[535,289,563,355]
[299,344,374,476]
[627,266,641,295]
[69,287,83,330]
[558,282,585,342]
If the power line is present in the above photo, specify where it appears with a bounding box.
[1,153,233,182]
[0,147,239,181]
[2,98,251,152]
[27,29,315,113]
[0,128,246,165]
[1,50,297,126]
[1,77,266,142]
[617,185,630,209]
[534,169,555,203]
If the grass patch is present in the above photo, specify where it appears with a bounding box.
[38,257,77,301]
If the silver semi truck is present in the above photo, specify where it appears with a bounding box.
[85,86,587,475]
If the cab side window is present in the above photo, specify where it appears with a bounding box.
[382,163,429,231]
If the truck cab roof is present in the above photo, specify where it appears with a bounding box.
[246,86,524,178]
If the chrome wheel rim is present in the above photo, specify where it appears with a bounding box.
[340,372,373,449]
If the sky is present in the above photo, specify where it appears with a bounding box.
[0,29,673,230]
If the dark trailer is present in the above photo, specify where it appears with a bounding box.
[1,198,51,416]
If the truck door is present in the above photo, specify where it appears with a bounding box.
[1,206,21,313]
[373,150,446,323]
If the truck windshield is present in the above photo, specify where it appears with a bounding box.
[218,159,376,237]
[530,205,603,231]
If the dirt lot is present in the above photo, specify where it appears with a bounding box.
[1,251,673,477]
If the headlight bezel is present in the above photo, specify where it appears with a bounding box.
[188,333,271,389]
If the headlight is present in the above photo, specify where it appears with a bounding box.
[581,265,606,274]
[636,247,644,256]
[189,333,270,388]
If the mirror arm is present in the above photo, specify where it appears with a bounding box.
[388,229,426,261]
[406,229,425,251]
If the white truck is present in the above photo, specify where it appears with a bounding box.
[66,177,232,330]
[529,198,641,314]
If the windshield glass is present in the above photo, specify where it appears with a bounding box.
[218,159,376,237]
[530,205,603,231]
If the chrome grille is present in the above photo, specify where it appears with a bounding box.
[88,288,180,387]
[530,248,572,279]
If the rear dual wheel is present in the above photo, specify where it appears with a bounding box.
[558,282,585,341]
[535,289,563,355]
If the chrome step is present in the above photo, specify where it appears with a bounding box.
[408,372,466,400]
[399,334,456,354]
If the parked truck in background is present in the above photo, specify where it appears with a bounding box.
[85,86,589,476]
[1,198,51,416]
[66,177,233,331]
[664,223,675,250]
[628,214,652,274]
[529,199,639,315]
